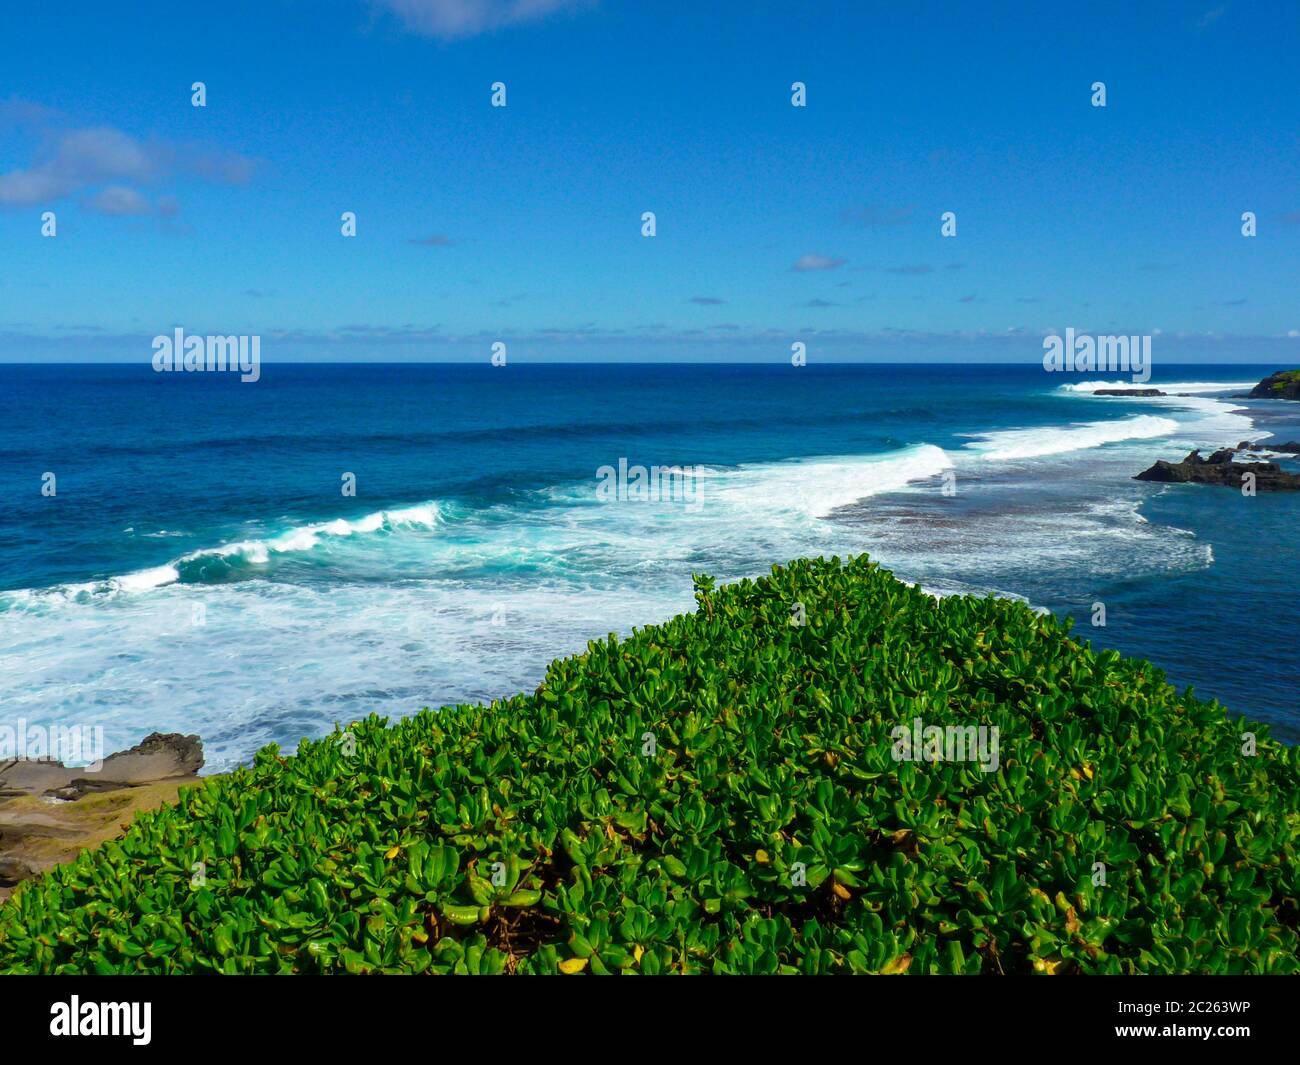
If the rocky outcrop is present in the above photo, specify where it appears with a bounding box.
[0,732,204,901]
[1247,370,1300,400]
[1237,440,1300,454]
[1135,448,1300,490]
[1094,388,1166,397]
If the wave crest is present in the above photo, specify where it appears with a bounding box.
[4,502,447,604]
[965,415,1178,461]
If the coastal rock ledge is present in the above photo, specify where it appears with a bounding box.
[1134,448,1300,491]
[0,732,204,901]
[1247,370,1300,400]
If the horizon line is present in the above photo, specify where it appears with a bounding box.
[0,359,1285,368]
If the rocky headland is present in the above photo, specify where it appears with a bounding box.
[1246,370,1300,400]
[0,732,204,901]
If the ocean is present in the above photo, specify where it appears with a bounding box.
[2,361,1297,771]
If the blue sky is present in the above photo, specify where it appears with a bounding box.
[1,0,1297,362]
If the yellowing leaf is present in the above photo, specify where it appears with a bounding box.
[384,846,401,860]
[559,957,589,974]
[880,952,912,975]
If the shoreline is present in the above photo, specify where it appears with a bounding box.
[0,733,207,902]
[2,370,1296,772]
[3,554,1294,974]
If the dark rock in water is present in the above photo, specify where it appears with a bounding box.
[0,733,204,899]
[1135,448,1300,490]
[1093,388,1166,397]
[1237,440,1300,454]
[1247,370,1300,400]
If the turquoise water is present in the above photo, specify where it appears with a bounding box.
[1,362,1296,770]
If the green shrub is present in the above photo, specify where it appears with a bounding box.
[1,554,1296,974]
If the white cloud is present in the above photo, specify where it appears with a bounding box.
[0,105,256,211]
[0,127,152,204]
[375,0,591,39]
[87,185,152,216]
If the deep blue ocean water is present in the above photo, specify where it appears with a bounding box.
[2,362,1297,770]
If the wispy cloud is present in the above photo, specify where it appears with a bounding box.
[792,253,846,272]
[374,0,593,39]
[85,185,151,216]
[0,126,152,204]
[409,233,457,246]
[688,296,725,305]
[1196,6,1226,29]
[0,98,257,210]
[887,264,933,275]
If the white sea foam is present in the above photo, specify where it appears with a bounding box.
[964,415,1179,461]
[0,503,449,605]
[112,565,183,593]
[718,444,953,517]
[0,395,1238,773]
[179,503,446,571]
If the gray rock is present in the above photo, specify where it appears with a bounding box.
[0,733,205,901]
[0,731,203,800]
[1135,448,1300,490]
[1237,440,1300,454]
